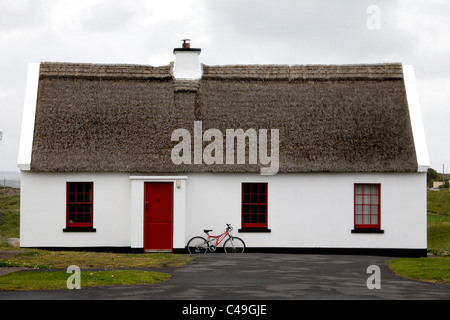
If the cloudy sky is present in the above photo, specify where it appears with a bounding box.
[0,0,449,173]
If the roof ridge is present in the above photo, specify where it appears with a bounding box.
[202,63,404,81]
[39,62,173,80]
[38,62,404,81]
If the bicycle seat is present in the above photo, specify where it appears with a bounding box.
[203,229,212,233]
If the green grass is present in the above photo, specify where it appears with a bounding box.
[426,189,450,256]
[0,269,170,291]
[389,257,450,285]
[427,218,450,256]
[0,249,193,269]
[0,187,20,242]
[427,188,450,216]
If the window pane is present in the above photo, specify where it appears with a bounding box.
[259,194,266,203]
[355,195,363,204]
[242,205,250,214]
[69,183,76,193]
[243,214,250,223]
[243,194,250,203]
[371,205,378,215]
[355,206,362,214]
[363,185,370,194]
[371,195,379,205]
[259,214,266,223]
[251,214,258,223]
[363,206,370,214]
[363,215,370,224]
[371,185,379,195]
[371,215,378,225]
[251,184,258,193]
[363,195,370,204]
[243,184,250,193]
[355,185,363,194]
[355,215,362,224]
[251,194,258,203]
[259,184,266,193]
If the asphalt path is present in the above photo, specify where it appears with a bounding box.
[0,253,449,301]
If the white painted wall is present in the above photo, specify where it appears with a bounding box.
[20,171,427,251]
[184,173,427,250]
[20,172,132,248]
[20,172,188,250]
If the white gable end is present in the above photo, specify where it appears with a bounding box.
[402,65,430,172]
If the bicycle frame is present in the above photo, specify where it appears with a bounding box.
[205,229,231,250]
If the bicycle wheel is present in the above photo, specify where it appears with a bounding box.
[187,236,209,254]
[223,237,246,253]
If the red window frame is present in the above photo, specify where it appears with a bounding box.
[241,183,268,229]
[66,182,94,228]
[354,184,380,229]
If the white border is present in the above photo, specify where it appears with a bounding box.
[17,63,41,171]
[402,65,430,172]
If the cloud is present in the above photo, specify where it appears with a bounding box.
[199,0,422,65]
[0,0,449,171]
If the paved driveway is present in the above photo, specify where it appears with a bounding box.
[0,253,449,300]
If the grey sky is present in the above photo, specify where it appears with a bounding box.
[0,0,449,172]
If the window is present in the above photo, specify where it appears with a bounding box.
[66,182,94,229]
[354,184,381,230]
[241,183,268,230]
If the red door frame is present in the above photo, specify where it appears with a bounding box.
[143,182,174,252]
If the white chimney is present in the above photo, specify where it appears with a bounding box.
[173,39,202,80]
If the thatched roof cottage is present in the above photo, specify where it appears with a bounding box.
[18,41,429,256]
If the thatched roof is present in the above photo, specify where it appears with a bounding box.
[30,62,418,173]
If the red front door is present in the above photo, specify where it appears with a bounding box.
[144,182,173,252]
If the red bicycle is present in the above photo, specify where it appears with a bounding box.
[186,224,246,254]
